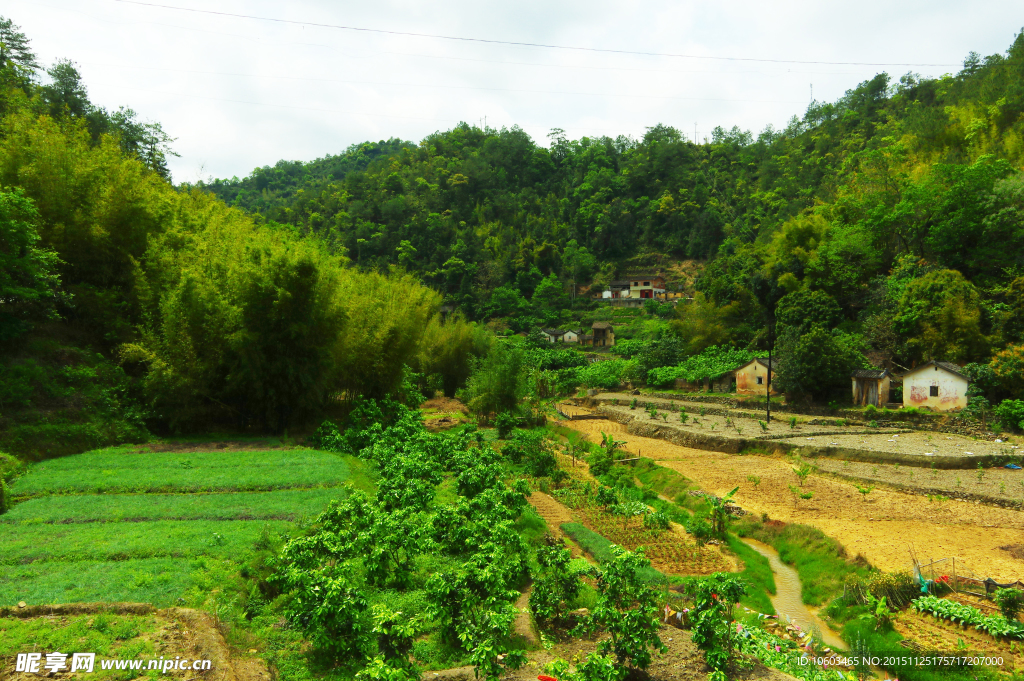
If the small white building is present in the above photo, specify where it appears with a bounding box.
[898,360,969,412]
[562,329,580,343]
[540,328,568,343]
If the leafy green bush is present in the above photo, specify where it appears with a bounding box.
[573,546,666,670]
[995,399,1024,431]
[494,411,517,439]
[502,429,556,477]
[646,345,755,387]
[684,515,713,546]
[684,572,746,681]
[994,587,1024,621]
[867,571,919,608]
[529,542,582,622]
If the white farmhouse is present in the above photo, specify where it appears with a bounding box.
[898,360,969,412]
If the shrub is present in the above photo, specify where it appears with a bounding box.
[995,399,1024,431]
[643,511,670,530]
[867,571,919,609]
[494,411,518,439]
[685,515,713,545]
[588,450,614,477]
[995,588,1024,621]
[684,572,746,681]
[530,542,582,622]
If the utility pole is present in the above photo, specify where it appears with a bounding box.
[694,122,697,145]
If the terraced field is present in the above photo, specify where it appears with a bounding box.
[1,445,371,606]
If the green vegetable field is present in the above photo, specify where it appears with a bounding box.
[0,445,369,606]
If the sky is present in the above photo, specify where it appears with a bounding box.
[8,0,1023,183]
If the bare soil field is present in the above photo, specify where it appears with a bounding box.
[815,458,1024,507]
[558,408,1024,582]
[584,395,1022,465]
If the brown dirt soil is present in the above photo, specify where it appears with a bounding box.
[513,588,539,646]
[427,623,795,681]
[574,510,731,576]
[538,443,734,575]
[422,398,472,431]
[558,409,1024,582]
[527,491,575,540]
[421,397,470,414]
[814,458,1024,507]
[585,395,1023,463]
[0,605,268,681]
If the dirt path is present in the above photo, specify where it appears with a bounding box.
[526,491,575,539]
[559,410,1024,581]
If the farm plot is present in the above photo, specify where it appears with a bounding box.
[558,409,1024,580]
[574,509,731,575]
[0,445,365,607]
[10,446,355,496]
[2,487,347,523]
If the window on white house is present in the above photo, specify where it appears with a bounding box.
[643,281,650,286]
[929,385,939,397]
[756,376,763,385]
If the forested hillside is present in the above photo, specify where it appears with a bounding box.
[203,32,1024,405]
[0,18,484,457]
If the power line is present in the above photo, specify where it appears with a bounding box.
[112,0,961,68]
[82,61,807,105]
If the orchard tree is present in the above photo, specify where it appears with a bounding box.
[575,546,666,670]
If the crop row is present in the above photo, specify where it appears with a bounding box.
[11,447,358,496]
[911,595,1024,639]
[3,488,347,524]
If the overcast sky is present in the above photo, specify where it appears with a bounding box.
[8,0,1023,183]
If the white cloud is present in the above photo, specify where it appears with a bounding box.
[10,0,1023,182]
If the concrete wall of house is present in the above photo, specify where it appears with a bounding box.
[735,362,778,395]
[851,376,891,406]
[903,369,968,411]
[563,331,579,343]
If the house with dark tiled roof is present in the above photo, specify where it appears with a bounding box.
[540,328,568,343]
[898,360,969,412]
[851,368,891,407]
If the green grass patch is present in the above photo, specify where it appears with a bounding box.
[0,519,293,565]
[4,488,348,524]
[559,522,666,585]
[633,458,693,501]
[11,447,365,496]
[0,613,160,677]
[725,535,775,614]
[734,519,870,606]
[0,558,202,606]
